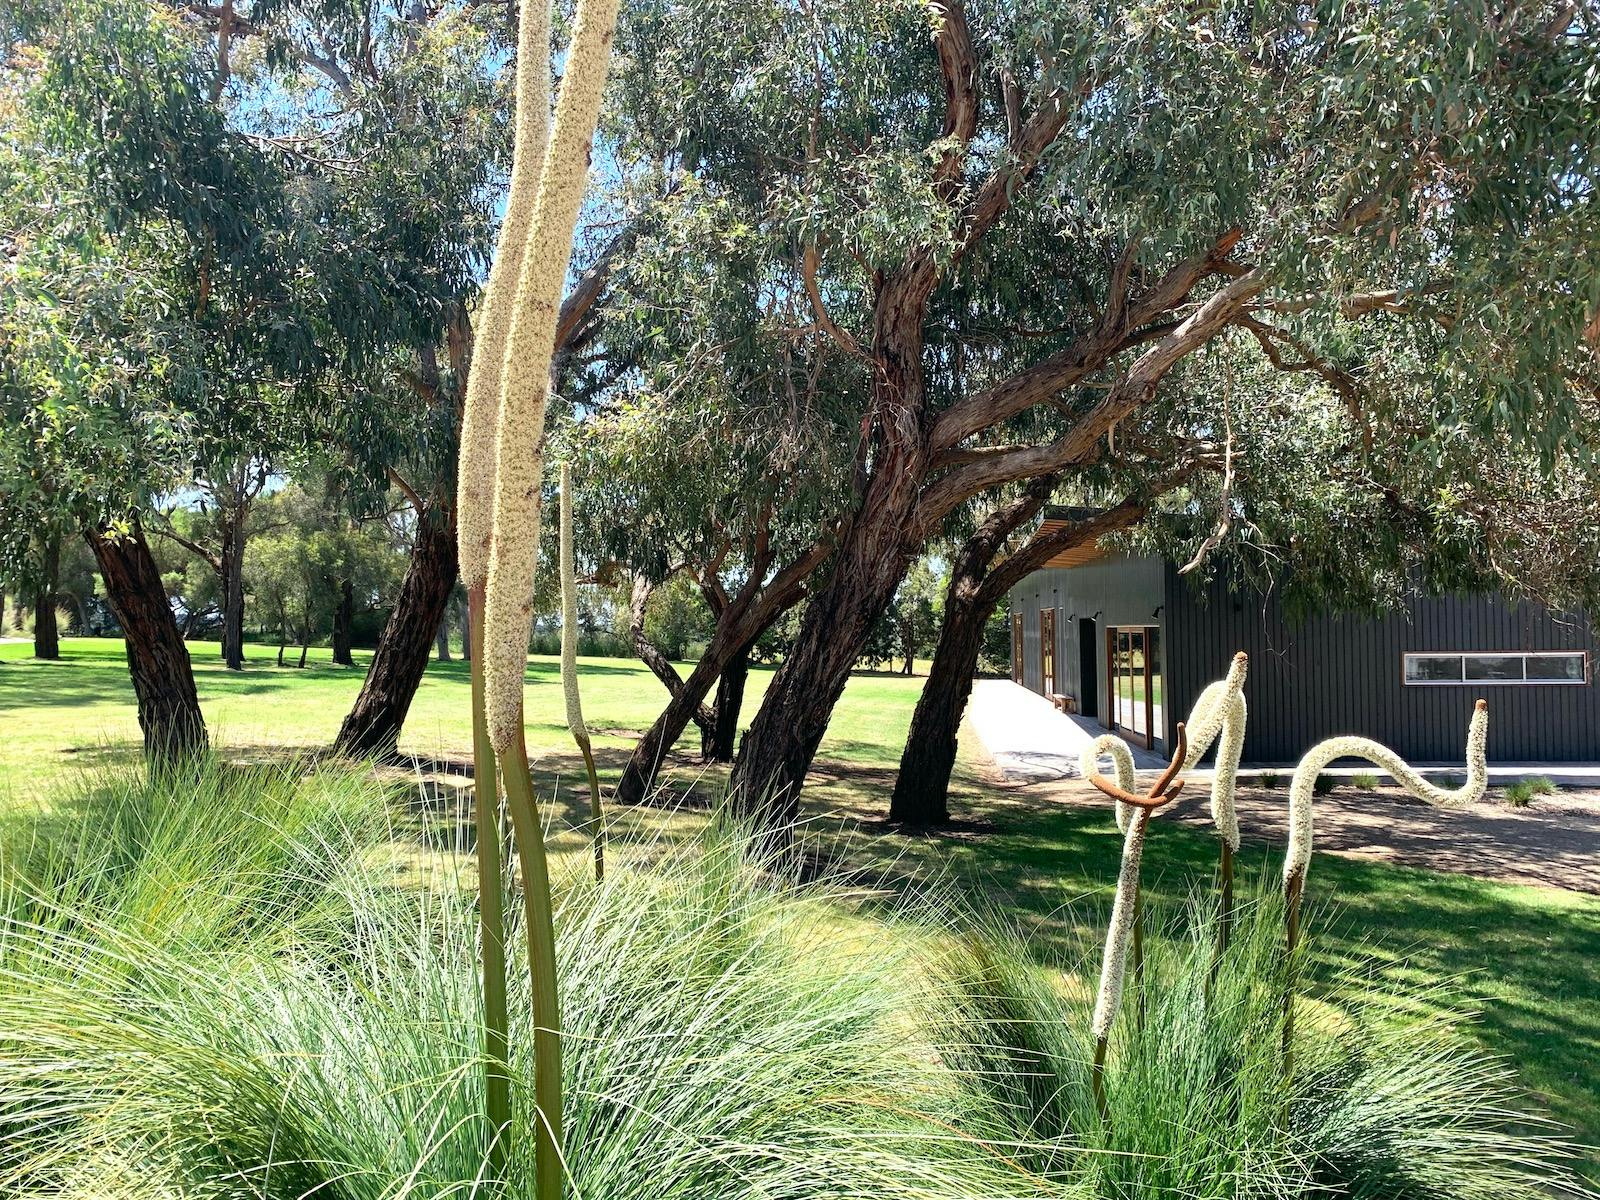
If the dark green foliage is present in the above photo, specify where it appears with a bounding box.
[1312,773,1339,797]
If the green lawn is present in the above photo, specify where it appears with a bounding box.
[2,636,1596,1175]
[0,637,927,800]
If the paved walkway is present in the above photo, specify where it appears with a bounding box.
[965,679,1165,781]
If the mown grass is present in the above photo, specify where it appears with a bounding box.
[1,636,1596,1181]
[0,637,930,799]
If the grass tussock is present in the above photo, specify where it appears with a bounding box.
[0,759,1589,1199]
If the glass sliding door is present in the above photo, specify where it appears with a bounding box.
[1105,625,1162,749]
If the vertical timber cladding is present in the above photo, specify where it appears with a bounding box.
[1162,561,1600,763]
[1006,555,1168,743]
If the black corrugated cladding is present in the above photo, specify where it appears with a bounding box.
[1161,561,1600,764]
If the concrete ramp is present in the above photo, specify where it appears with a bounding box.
[966,679,1165,782]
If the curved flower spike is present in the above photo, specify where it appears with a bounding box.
[1284,699,1488,892]
[1080,735,1138,832]
[1182,651,1248,853]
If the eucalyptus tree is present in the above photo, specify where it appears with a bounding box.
[610,0,1600,833]
[558,172,859,801]
[4,0,524,757]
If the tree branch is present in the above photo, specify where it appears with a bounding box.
[916,271,1264,528]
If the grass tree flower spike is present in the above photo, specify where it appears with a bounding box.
[483,0,623,755]
[1084,725,1187,1124]
[1280,700,1488,1068]
[1080,734,1138,832]
[559,462,604,881]
[1181,652,1248,953]
[455,0,550,593]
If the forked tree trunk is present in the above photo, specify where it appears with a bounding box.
[705,645,749,761]
[33,532,60,660]
[889,488,1151,825]
[730,518,913,831]
[435,613,452,661]
[332,578,356,665]
[85,519,207,759]
[333,502,458,757]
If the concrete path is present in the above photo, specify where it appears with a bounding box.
[966,679,1165,781]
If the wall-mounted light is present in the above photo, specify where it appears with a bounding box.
[1092,610,1103,621]
[1152,605,1164,619]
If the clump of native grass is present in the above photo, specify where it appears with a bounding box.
[935,881,1591,1200]
[0,760,1065,1200]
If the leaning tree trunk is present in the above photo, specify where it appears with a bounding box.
[889,592,989,825]
[333,502,458,757]
[332,578,356,665]
[33,532,60,660]
[729,520,913,832]
[86,519,207,760]
[218,508,246,670]
[704,644,750,762]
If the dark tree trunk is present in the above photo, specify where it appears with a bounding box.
[728,282,931,834]
[616,641,731,804]
[219,506,246,670]
[333,502,458,758]
[706,644,749,762]
[277,629,287,666]
[86,520,207,759]
[298,634,309,668]
[434,612,452,662]
[889,592,989,825]
[33,532,60,660]
[458,593,471,662]
[332,578,355,665]
[630,576,714,740]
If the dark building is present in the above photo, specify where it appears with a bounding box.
[1006,529,1598,765]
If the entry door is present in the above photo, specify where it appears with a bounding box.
[1040,609,1057,695]
[1011,613,1024,683]
[1105,625,1161,749]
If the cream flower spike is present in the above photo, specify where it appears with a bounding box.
[455,0,551,592]
[1284,699,1488,889]
[1091,813,1149,1041]
[1182,651,1248,851]
[483,0,623,753]
[1081,734,1138,832]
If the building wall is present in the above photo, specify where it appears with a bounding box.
[1163,564,1600,763]
[1007,556,1166,735]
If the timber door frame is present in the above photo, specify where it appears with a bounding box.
[1104,625,1158,749]
[1011,613,1024,684]
[1040,609,1057,696]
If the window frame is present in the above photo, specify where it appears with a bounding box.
[1402,650,1590,687]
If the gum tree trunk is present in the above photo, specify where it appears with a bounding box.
[888,591,987,824]
[86,519,207,759]
[332,578,356,665]
[33,532,60,660]
[219,506,246,670]
[333,501,458,757]
[705,645,749,761]
[435,613,452,661]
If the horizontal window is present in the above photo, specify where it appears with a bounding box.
[1403,651,1589,686]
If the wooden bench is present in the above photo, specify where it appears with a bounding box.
[1049,693,1077,714]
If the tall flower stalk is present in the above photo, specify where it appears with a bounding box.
[559,461,604,881]
[455,0,621,1192]
[1181,651,1248,954]
[1081,725,1188,1125]
[1279,700,1489,1069]
[455,0,551,1172]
